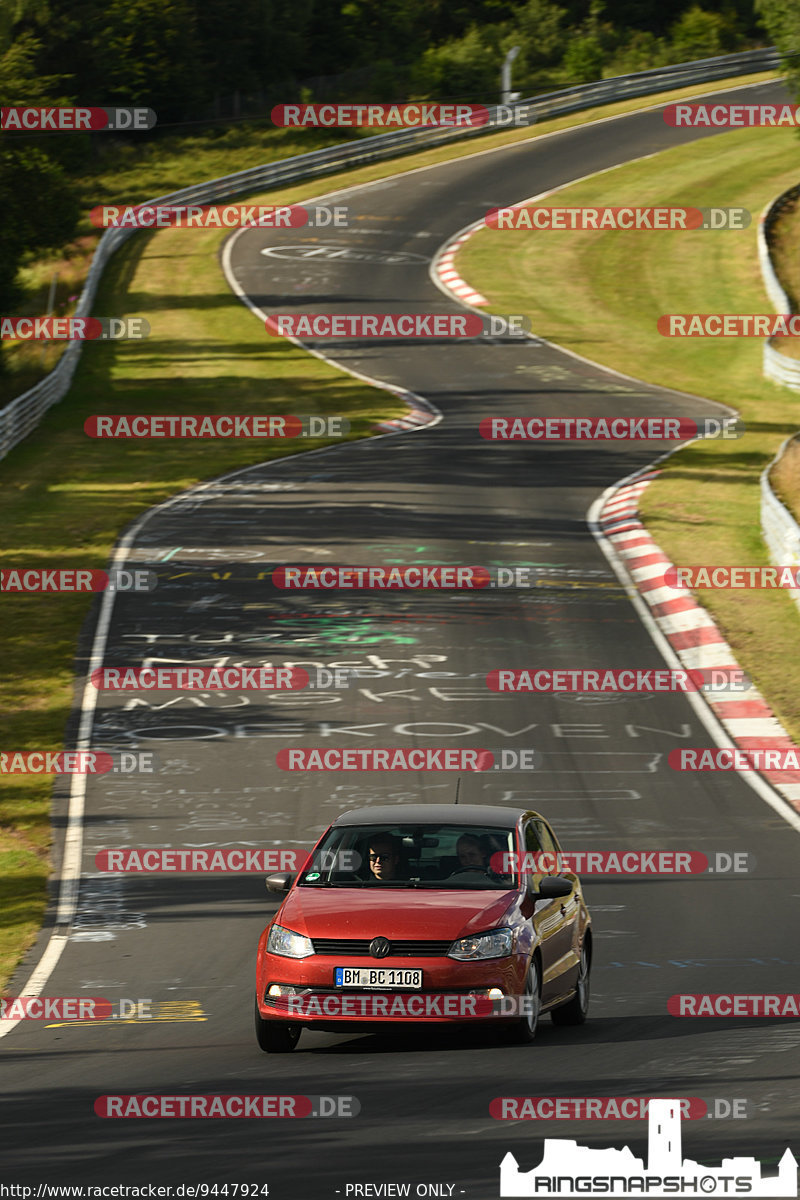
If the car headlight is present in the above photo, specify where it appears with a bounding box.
[448,928,514,961]
[267,924,315,959]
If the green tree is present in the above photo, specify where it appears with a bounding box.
[0,34,79,372]
[755,0,800,99]
[669,5,737,61]
[410,24,502,100]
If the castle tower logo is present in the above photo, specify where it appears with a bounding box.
[500,1098,797,1197]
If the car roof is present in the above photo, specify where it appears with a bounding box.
[332,804,543,827]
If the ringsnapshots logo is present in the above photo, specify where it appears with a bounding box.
[1,567,157,592]
[480,416,744,440]
[498,1098,797,1197]
[83,415,348,438]
[1,107,156,131]
[265,313,530,338]
[0,317,149,340]
[89,204,347,229]
[485,206,750,231]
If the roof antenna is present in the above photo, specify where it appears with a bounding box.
[455,775,461,804]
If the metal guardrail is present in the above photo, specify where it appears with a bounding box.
[757,184,800,612]
[761,437,800,614]
[0,45,782,463]
[759,182,800,390]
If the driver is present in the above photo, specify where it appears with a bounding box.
[456,834,488,869]
[368,834,403,883]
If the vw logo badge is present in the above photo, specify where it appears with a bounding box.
[369,937,391,958]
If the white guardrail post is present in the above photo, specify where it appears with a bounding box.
[0,46,782,463]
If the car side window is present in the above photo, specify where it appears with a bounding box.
[534,820,562,873]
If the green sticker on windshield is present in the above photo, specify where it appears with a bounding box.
[306,871,321,880]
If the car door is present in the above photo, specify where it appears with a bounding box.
[534,818,581,999]
[524,819,568,1004]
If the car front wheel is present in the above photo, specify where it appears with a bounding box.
[254,996,301,1052]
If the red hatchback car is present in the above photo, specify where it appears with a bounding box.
[255,803,591,1052]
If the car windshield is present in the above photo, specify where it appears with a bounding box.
[297,824,518,889]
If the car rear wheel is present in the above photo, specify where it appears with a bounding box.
[503,957,541,1044]
[551,942,590,1026]
[254,996,301,1052]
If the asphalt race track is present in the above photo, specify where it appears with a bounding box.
[2,81,799,1198]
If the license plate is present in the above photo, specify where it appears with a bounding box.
[334,967,423,989]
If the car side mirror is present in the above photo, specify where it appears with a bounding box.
[537,875,572,898]
[265,871,295,893]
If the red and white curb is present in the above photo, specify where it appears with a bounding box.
[435,231,488,306]
[373,392,439,433]
[596,472,800,815]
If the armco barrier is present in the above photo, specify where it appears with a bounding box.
[0,46,781,463]
[760,182,800,390]
[757,183,800,614]
[761,437,800,613]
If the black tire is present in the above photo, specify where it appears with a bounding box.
[502,957,541,1044]
[254,996,301,1052]
[551,942,590,1026]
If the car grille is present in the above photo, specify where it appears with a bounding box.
[310,938,453,957]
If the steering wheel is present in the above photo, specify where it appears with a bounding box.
[448,865,493,877]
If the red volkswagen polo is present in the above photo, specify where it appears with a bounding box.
[254,803,591,1052]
